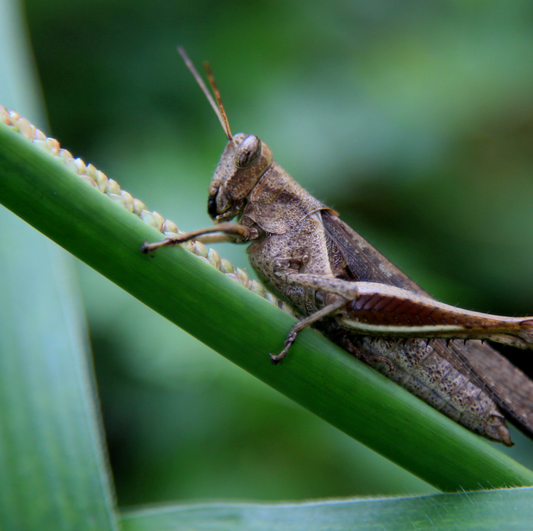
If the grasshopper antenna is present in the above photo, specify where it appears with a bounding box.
[202,61,232,142]
[177,46,233,141]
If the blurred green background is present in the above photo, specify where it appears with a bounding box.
[4,0,533,506]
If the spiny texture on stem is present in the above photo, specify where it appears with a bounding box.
[0,105,295,316]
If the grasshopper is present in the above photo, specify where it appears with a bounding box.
[143,48,533,446]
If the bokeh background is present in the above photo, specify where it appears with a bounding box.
[4,0,533,506]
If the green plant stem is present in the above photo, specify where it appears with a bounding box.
[1,121,533,492]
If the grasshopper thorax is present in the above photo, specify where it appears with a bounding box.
[208,133,273,222]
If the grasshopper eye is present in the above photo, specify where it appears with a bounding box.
[235,135,262,169]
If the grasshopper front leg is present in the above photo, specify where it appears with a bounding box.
[141,222,256,253]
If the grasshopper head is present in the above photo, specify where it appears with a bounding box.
[208,133,273,222]
[176,49,273,221]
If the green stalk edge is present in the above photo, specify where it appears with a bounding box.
[1,121,532,492]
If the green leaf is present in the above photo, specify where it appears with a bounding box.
[121,487,533,531]
[0,0,118,527]
[0,205,119,530]
[0,120,533,493]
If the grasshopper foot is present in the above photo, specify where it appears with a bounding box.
[141,239,154,256]
[370,355,396,373]
[344,336,396,373]
[141,237,181,256]
[269,354,283,365]
[270,330,298,365]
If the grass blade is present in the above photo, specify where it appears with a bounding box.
[120,487,533,531]
[0,205,119,530]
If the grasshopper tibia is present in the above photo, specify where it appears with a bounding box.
[269,296,350,364]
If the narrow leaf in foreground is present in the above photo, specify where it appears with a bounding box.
[120,487,533,531]
[0,206,119,530]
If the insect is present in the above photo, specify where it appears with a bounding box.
[143,48,533,447]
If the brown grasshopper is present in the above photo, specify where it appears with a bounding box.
[143,48,533,446]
